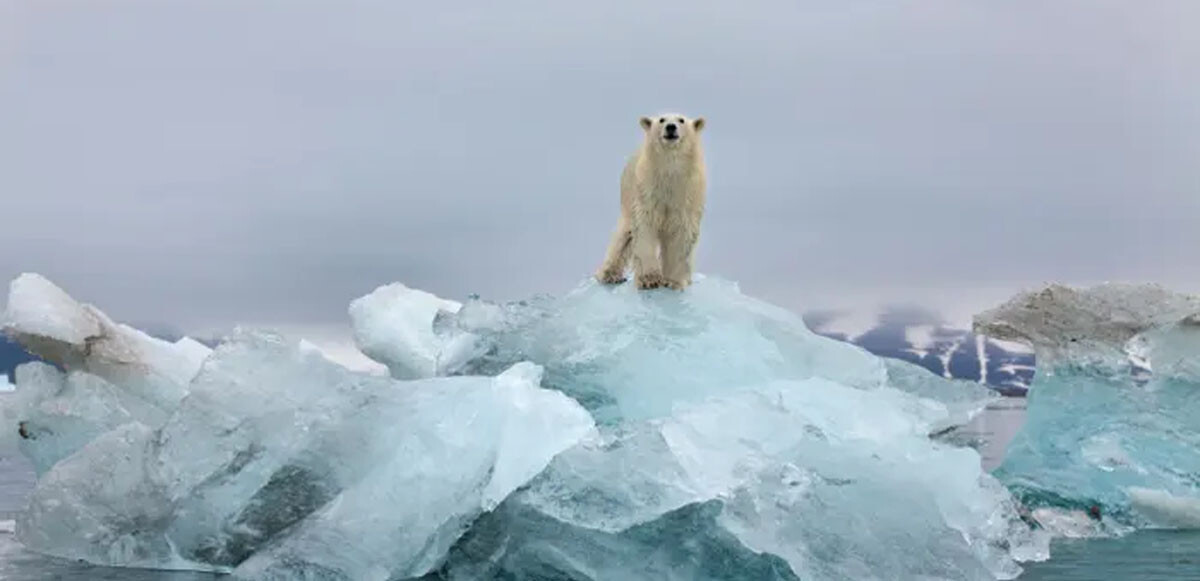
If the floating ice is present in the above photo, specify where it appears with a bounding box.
[1125,487,1200,529]
[2,275,594,578]
[354,276,1040,579]
[15,330,593,578]
[17,422,178,568]
[455,377,1044,581]
[5,273,1040,580]
[216,355,595,580]
[9,363,161,474]
[348,282,475,380]
[974,282,1200,369]
[977,283,1200,532]
[882,358,998,432]
[0,274,211,474]
[356,275,891,423]
[3,273,209,414]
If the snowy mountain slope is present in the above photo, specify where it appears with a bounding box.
[804,306,1034,396]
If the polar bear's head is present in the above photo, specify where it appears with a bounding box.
[640,113,705,150]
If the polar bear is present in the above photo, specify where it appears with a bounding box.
[595,113,707,290]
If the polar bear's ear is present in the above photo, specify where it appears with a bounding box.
[692,117,706,132]
[639,117,653,131]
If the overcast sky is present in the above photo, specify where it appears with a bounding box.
[2,1,1199,340]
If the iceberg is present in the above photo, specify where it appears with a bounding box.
[358,276,1042,579]
[356,275,892,423]
[3,273,209,404]
[974,282,1200,369]
[2,275,595,579]
[976,283,1200,532]
[882,357,999,433]
[1,272,1043,580]
[0,274,211,473]
[15,332,594,578]
[432,377,1040,581]
[348,282,473,380]
[8,363,157,474]
[354,275,998,430]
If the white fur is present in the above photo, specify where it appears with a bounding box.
[596,112,707,290]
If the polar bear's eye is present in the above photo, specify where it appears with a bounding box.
[658,117,665,124]
[677,118,684,123]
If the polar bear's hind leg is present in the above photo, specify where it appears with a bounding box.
[597,217,633,284]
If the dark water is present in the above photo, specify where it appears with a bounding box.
[0,399,1196,580]
[1019,532,1200,580]
[953,400,1200,579]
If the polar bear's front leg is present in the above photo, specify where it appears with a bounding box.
[631,224,664,289]
[662,228,698,290]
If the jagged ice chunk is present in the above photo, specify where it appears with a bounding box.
[978,283,1200,532]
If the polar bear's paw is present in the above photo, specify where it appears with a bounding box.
[636,272,666,290]
[596,268,628,285]
[663,278,689,291]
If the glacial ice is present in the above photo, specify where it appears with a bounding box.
[356,276,1042,579]
[348,281,475,379]
[218,357,595,580]
[453,377,1042,581]
[15,332,593,578]
[3,275,595,579]
[2,274,209,425]
[2,272,1046,580]
[976,283,1200,532]
[882,357,999,433]
[0,274,210,475]
[355,275,895,423]
[9,363,159,474]
[353,275,998,430]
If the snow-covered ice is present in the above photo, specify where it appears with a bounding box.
[974,282,1200,369]
[2,274,209,444]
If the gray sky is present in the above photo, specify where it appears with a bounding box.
[2,1,1199,339]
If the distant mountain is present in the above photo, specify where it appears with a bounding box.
[803,306,1035,396]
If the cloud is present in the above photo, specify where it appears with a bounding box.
[2,0,1198,333]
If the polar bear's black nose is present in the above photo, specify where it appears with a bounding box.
[665,123,678,134]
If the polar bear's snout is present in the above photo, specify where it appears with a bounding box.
[663,122,679,141]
